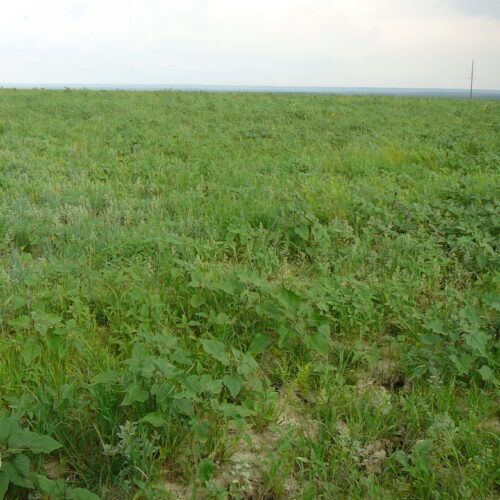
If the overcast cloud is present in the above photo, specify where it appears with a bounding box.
[1,0,499,88]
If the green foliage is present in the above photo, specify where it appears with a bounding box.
[406,303,498,382]
[0,413,97,499]
[0,90,498,497]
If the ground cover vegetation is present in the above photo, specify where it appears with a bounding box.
[0,89,498,498]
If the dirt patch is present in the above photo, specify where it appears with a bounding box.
[44,460,65,480]
[213,391,319,496]
[215,425,279,497]
[163,460,190,499]
[356,377,393,415]
[334,420,395,475]
[276,389,321,440]
[164,480,190,499]
[161,391,318,497]
[355,344,409,393]
[372,357,407,390]
[479,417,500,434]
[359,439,392,474]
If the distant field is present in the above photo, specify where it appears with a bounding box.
[0,90,498,498]
[5,84,500,99]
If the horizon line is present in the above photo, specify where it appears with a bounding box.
[1,83,500,98]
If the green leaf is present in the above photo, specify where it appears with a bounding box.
[237,353,259,378]
[247,376,263,392]
[92,371,122,384]
[255,301,283,321]
[200,339,230,366]
[478,365,494,382]
[460,306,481,325]
[278,326,295,348]
[180,374,202,395]
[21,339,41,364]
[140,413,167,427]
[9,431,62,454]
[192,419,211,442]
[139,357,157,378]
[190,294,206,308]
[12,453,30,477]
[199,374,223,395]
[0,471,10,500]
[307,324,331,357]
[420,334,441,346]
[215,402,254,419]
[214,312,231,325]
[33,312,62,336]
[173,399,194,418]
[198,458,215,482]
[279,287,302,309]
[154,358,176,376]
[464,331,489,356]
[223,375,244,398]
[8,315,31,330]
[151,382,175,408]
[121,381,149,406]
[0,413,20,442]
[212,280,235,295]
[295,224,309,241]
[426,319,445,334]
[449,354,473,376]
[173,348,192,366]
[32,474,58,495]
[68,488,100,500]
[318,324,331,336]
[130,343,149,361]
[0,461,32,489]
[248,333,272,355]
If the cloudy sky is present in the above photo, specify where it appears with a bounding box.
[1,0,499,89]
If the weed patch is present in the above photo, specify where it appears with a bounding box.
[0,90,498,497]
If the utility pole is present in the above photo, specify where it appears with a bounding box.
[469,60,474,99]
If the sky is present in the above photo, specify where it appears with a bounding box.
[1,0,499,89]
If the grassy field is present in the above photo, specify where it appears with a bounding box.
[0,89,498,499]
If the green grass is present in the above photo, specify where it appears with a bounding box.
[0,89,498,498]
